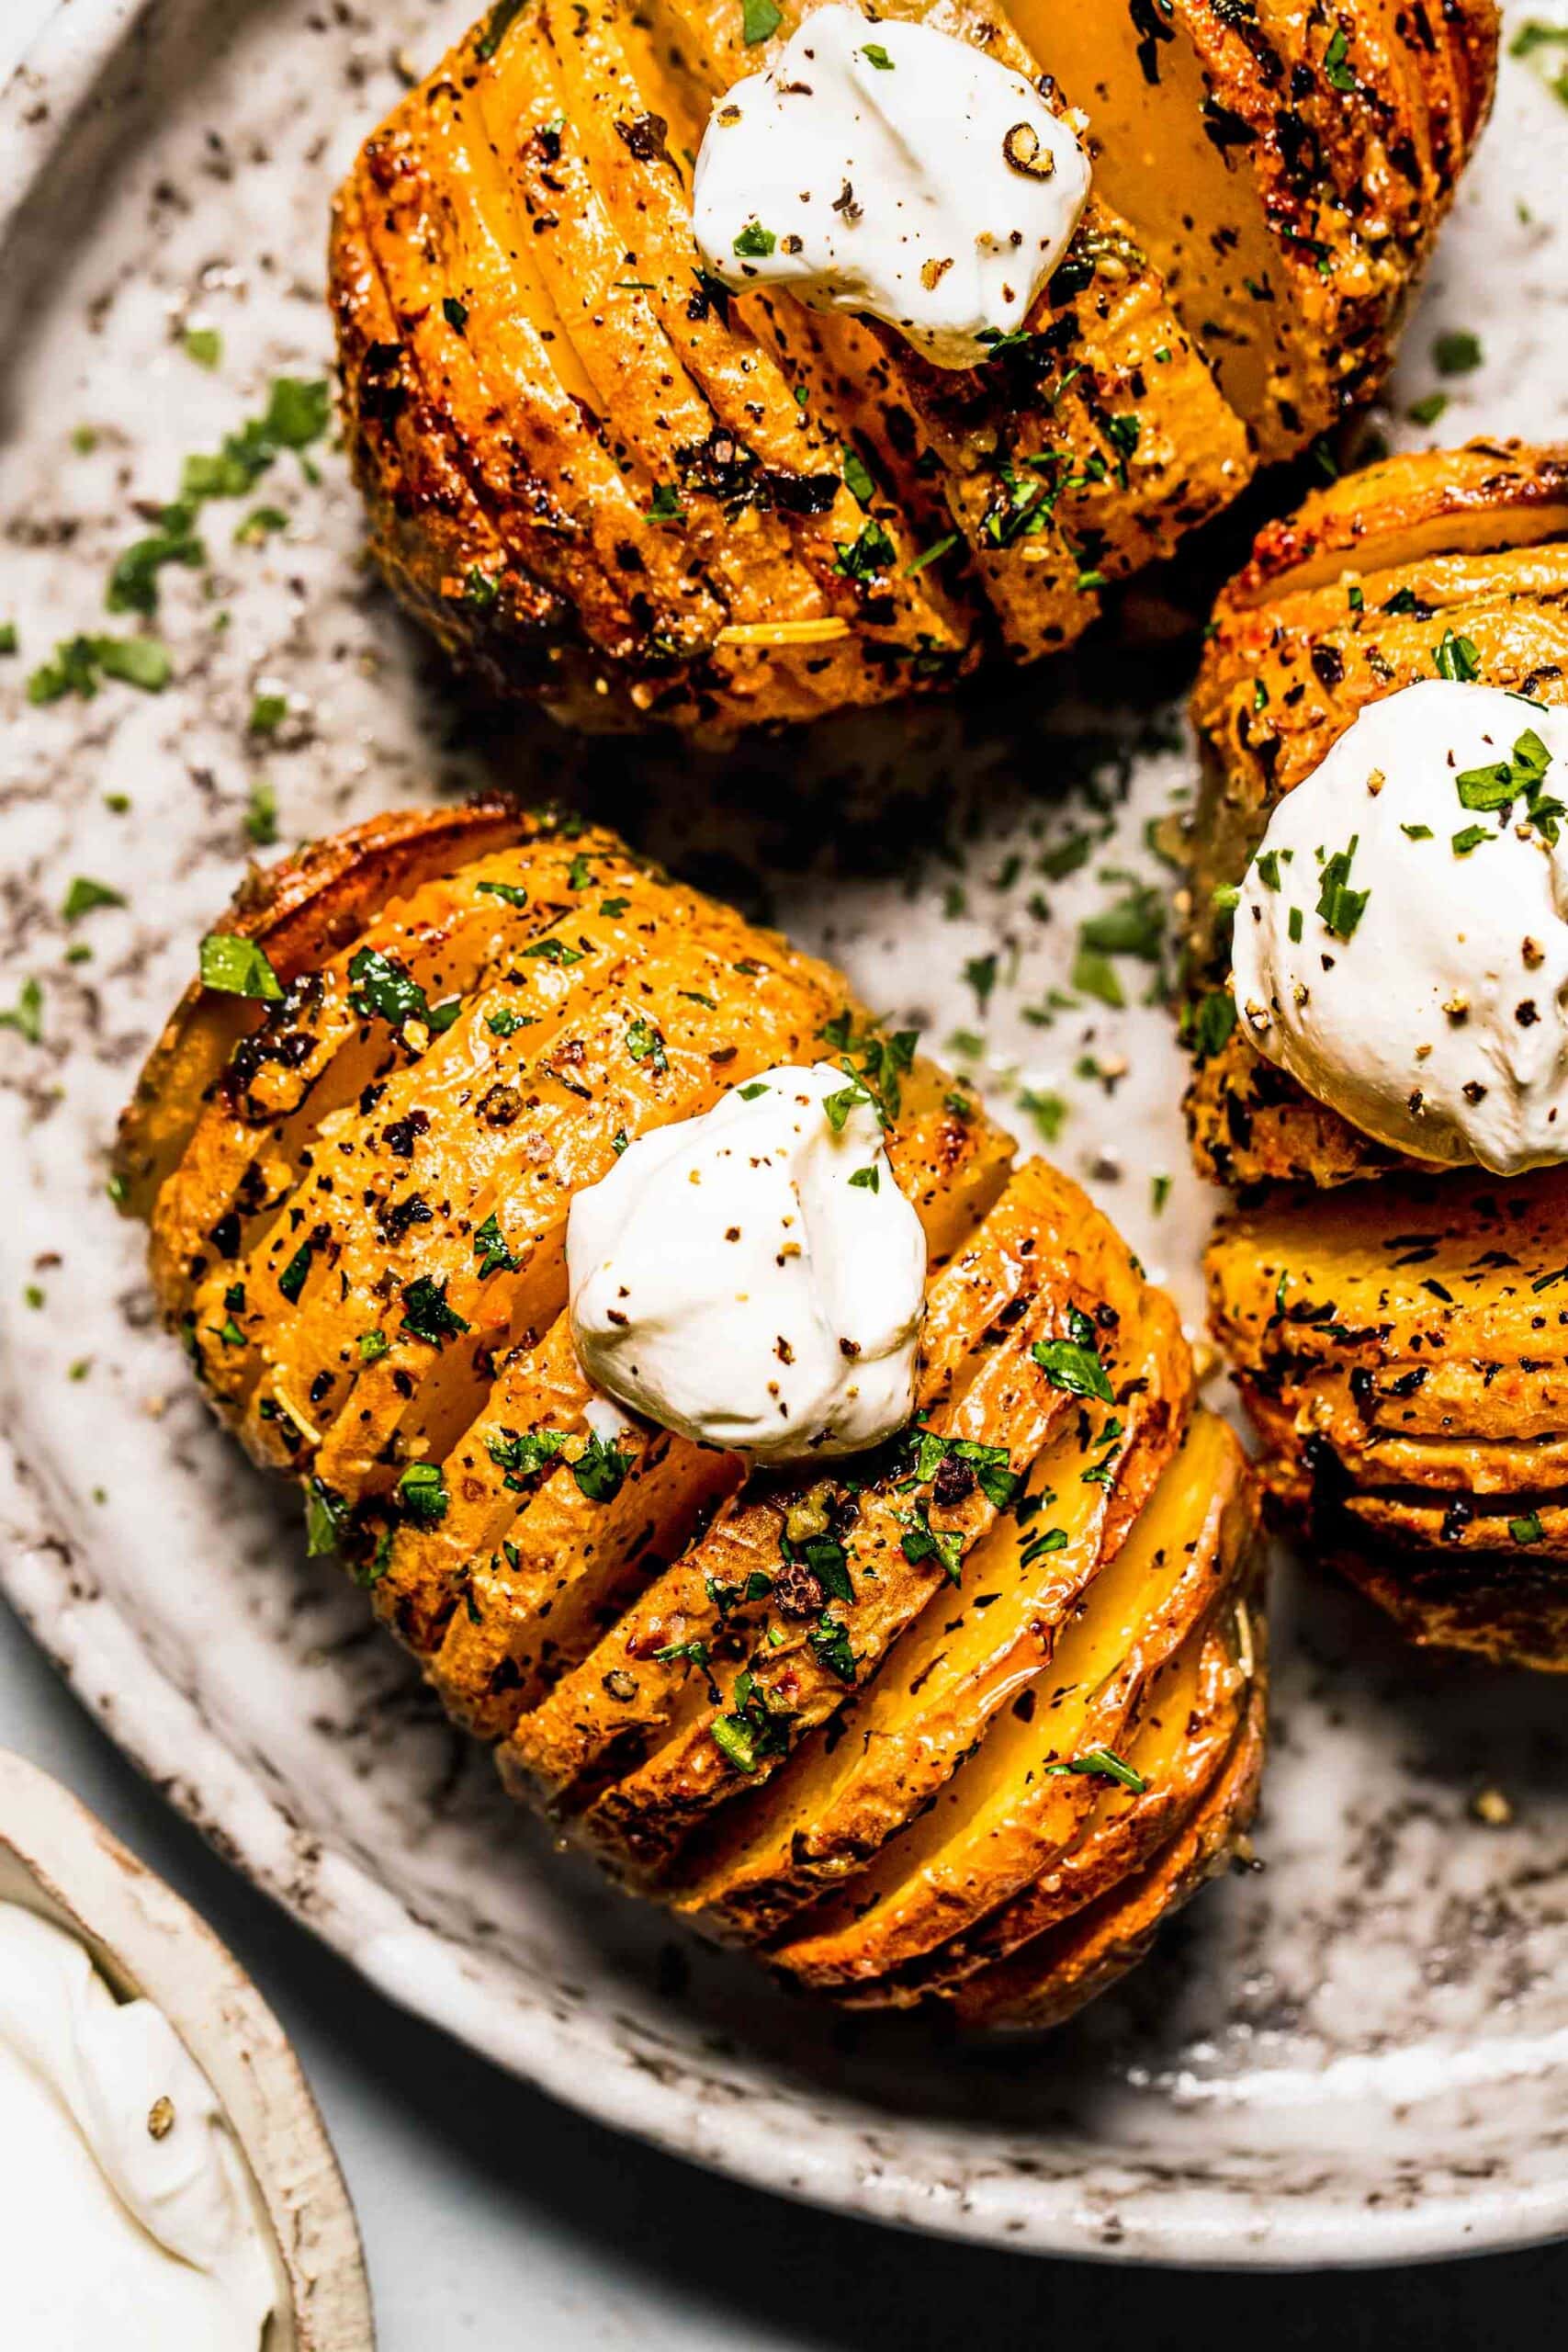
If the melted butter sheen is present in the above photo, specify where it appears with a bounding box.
[692,6,1091,368]
[0,1904,276,2352]
[566,1061,926,1462]
[1232,678,1568,1175]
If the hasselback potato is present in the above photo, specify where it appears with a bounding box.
[1181,440,1568,1668]
[116,804,1264,2023]
[327,0,1495,731]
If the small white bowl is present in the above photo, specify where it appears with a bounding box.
[0,1750,373,2351]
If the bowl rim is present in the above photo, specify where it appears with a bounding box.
[0,1747,375,2351]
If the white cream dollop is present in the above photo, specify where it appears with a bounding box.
[1231,678,1568,1175]
[0,1903,277,2352]
[566,1061,926,1462]
[692,5,1091,369]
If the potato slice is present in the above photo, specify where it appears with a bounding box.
[766,1408,1249,1987]
[949,1669,1266,2031]
[902,1596,1258,2001]
[667,1285,1190,1941]
[117,805,534,1223]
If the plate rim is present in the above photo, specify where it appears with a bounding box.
[5,0,1568,2273]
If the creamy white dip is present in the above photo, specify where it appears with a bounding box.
[0,1903,276,2352]
[566,1060,926,1461]
[1231,678,1568,1174]
[692,6,1091,368]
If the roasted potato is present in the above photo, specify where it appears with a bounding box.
[328,0,1495,731]
[119,804,1264,2023]
[1182,439,1568,1191]
[1208,1169,1568,1670]
[1180,443,1568,1668]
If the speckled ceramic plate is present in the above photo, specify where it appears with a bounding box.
[4,0,1567,2270]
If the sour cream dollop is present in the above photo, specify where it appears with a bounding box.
[0,1903,277,2352]
[692,5,1091,369]
[1231,678,1568,1174]
[566,1061,926,1462]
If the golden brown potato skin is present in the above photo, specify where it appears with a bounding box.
[328,0,1495,731]
[1181,458,1568,1668]
[119,804,1264,2024]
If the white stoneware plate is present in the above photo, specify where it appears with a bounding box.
[3,0,1567,2269]
[0,1749,372,2348]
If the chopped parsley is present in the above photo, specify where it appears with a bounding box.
[1079,884,1164,960]
[626,1015,668,1070]
[1509,1511,1546,1545]
[807,1612,857,1683]
[347,945,430,1029]
[398,1461,448,1524]
[357,1329,389,1364]
[732,221,776,258]
[841,446,876,506]
[1435,328,1483,376]
[822,1079,871,1132]
[1322,25,1355,87]
[833,517,896,581]
[1032,1307,1115,1404]
[523,935,584,965]
[487,1427,567,1487]
[900,1505,964,1584]
[1186,989,1236,1061]
[1043,1745,1148,1792]
[277,1239,313,1305]
[62,876,125,923]
[1434,630,1481,684]
[1453,726,1561,842]
[304,1478,348,1557]
[1071,944,1125,1009]
[107,509,205,616]
[199,933,283,1001]
[1315,837,1370,941]
[0,978,43,1045]
[654,1637,721,1702]
[473,1211,521,1278]
[400,1277,471,1347]
[861,40,894,66]
[571,1431,629,1503]
[443,296,469,334]
[475,0,526,60]
[28,633,172,701]
[964,953,998,1009]
[476,878,529,907]
[849,1163,880,1192]
[741,0,781,40]
[1451,824,1493,856]
[248,691,288,735]
[711,1670,793,1774]
[245,780,279,846]
[1018,1089,1067,1144]
[649,481,684,522]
